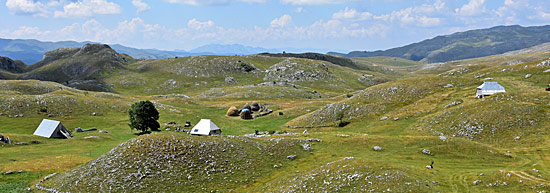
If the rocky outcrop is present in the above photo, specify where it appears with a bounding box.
[263,59,333,82]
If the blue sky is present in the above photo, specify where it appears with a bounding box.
[1,0,550,52]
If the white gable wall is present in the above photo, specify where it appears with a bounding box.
[33,119,71,138]
[190,119,221,136]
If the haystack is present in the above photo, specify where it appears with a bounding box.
[251,101,260,111]
[226,106,240,116]
[242,103,251,111]
[240,109,253,120]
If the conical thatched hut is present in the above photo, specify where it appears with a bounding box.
[242,103,251,111]
[251,101,260,111]
[240,109,253,120]
[226,106,240,116]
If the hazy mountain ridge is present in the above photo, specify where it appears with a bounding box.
[332,25,550,63]
[0,39,332,65]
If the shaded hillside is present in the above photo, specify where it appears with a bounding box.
[18,44,131,91]
[332,25,550,63]
[258,52,362,70]
[0,57,26,73]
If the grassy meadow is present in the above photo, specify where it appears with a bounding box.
[1,51,550,192]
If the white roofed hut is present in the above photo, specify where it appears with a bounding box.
[189,119,222,136]
[33,119,72,138]
[476,82,506,98]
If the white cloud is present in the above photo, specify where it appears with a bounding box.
[166,0,265,6]
[455,0,486,16]
[418,16,441,27]
[187,18,215,30]
[132,0,151,13]
[5,0,61,17]
[281,0,349,5]
[331,1,444,28]
[271,14,292,28]
[54,0,121,18]
[332,7,372,21]
[295,7,304,13]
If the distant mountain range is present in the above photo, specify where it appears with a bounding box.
[0,38,338,65]
[5,24,550,65]
[185,44,339,56]
[0,38,213,65]
[330,25,550,63]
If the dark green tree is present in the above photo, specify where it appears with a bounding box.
[128,100,160,133]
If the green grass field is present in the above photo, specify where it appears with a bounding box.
[2,52,550,192]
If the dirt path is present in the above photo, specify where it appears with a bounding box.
[504,170,548,184]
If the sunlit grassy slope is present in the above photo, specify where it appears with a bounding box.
[2,50,550,192]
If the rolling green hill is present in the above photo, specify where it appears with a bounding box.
[3,44,550,192]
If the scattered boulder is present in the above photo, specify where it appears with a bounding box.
[473,180,481,185]
[226,106,240,116]
[514,136,520,141]
[278,112,284,116]
[4,171,14,175]
[303,129,309,134]
[443,84,453,88]
[184,122,192,127]
[83,128,97,132]
[225,77,237,84]
[287,155,297,160]
[525,74,532,79]
[3,136,11,145]
[422,149,431,155]
[444,100,463,108]
[533,168,539,173]
[301,138,321,142]
[91,112,97,116]
[251,101,260,111]
[164,121,183,131]
[302,143,311,151]
[75,127,84,132]
[15,142,27,145]
[373,146,382,151]
[544,69,550,73]
[379,116,388,121]
[47,114,54,117]
[99,130,108,134]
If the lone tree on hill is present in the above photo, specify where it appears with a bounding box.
[128,100,160,134]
